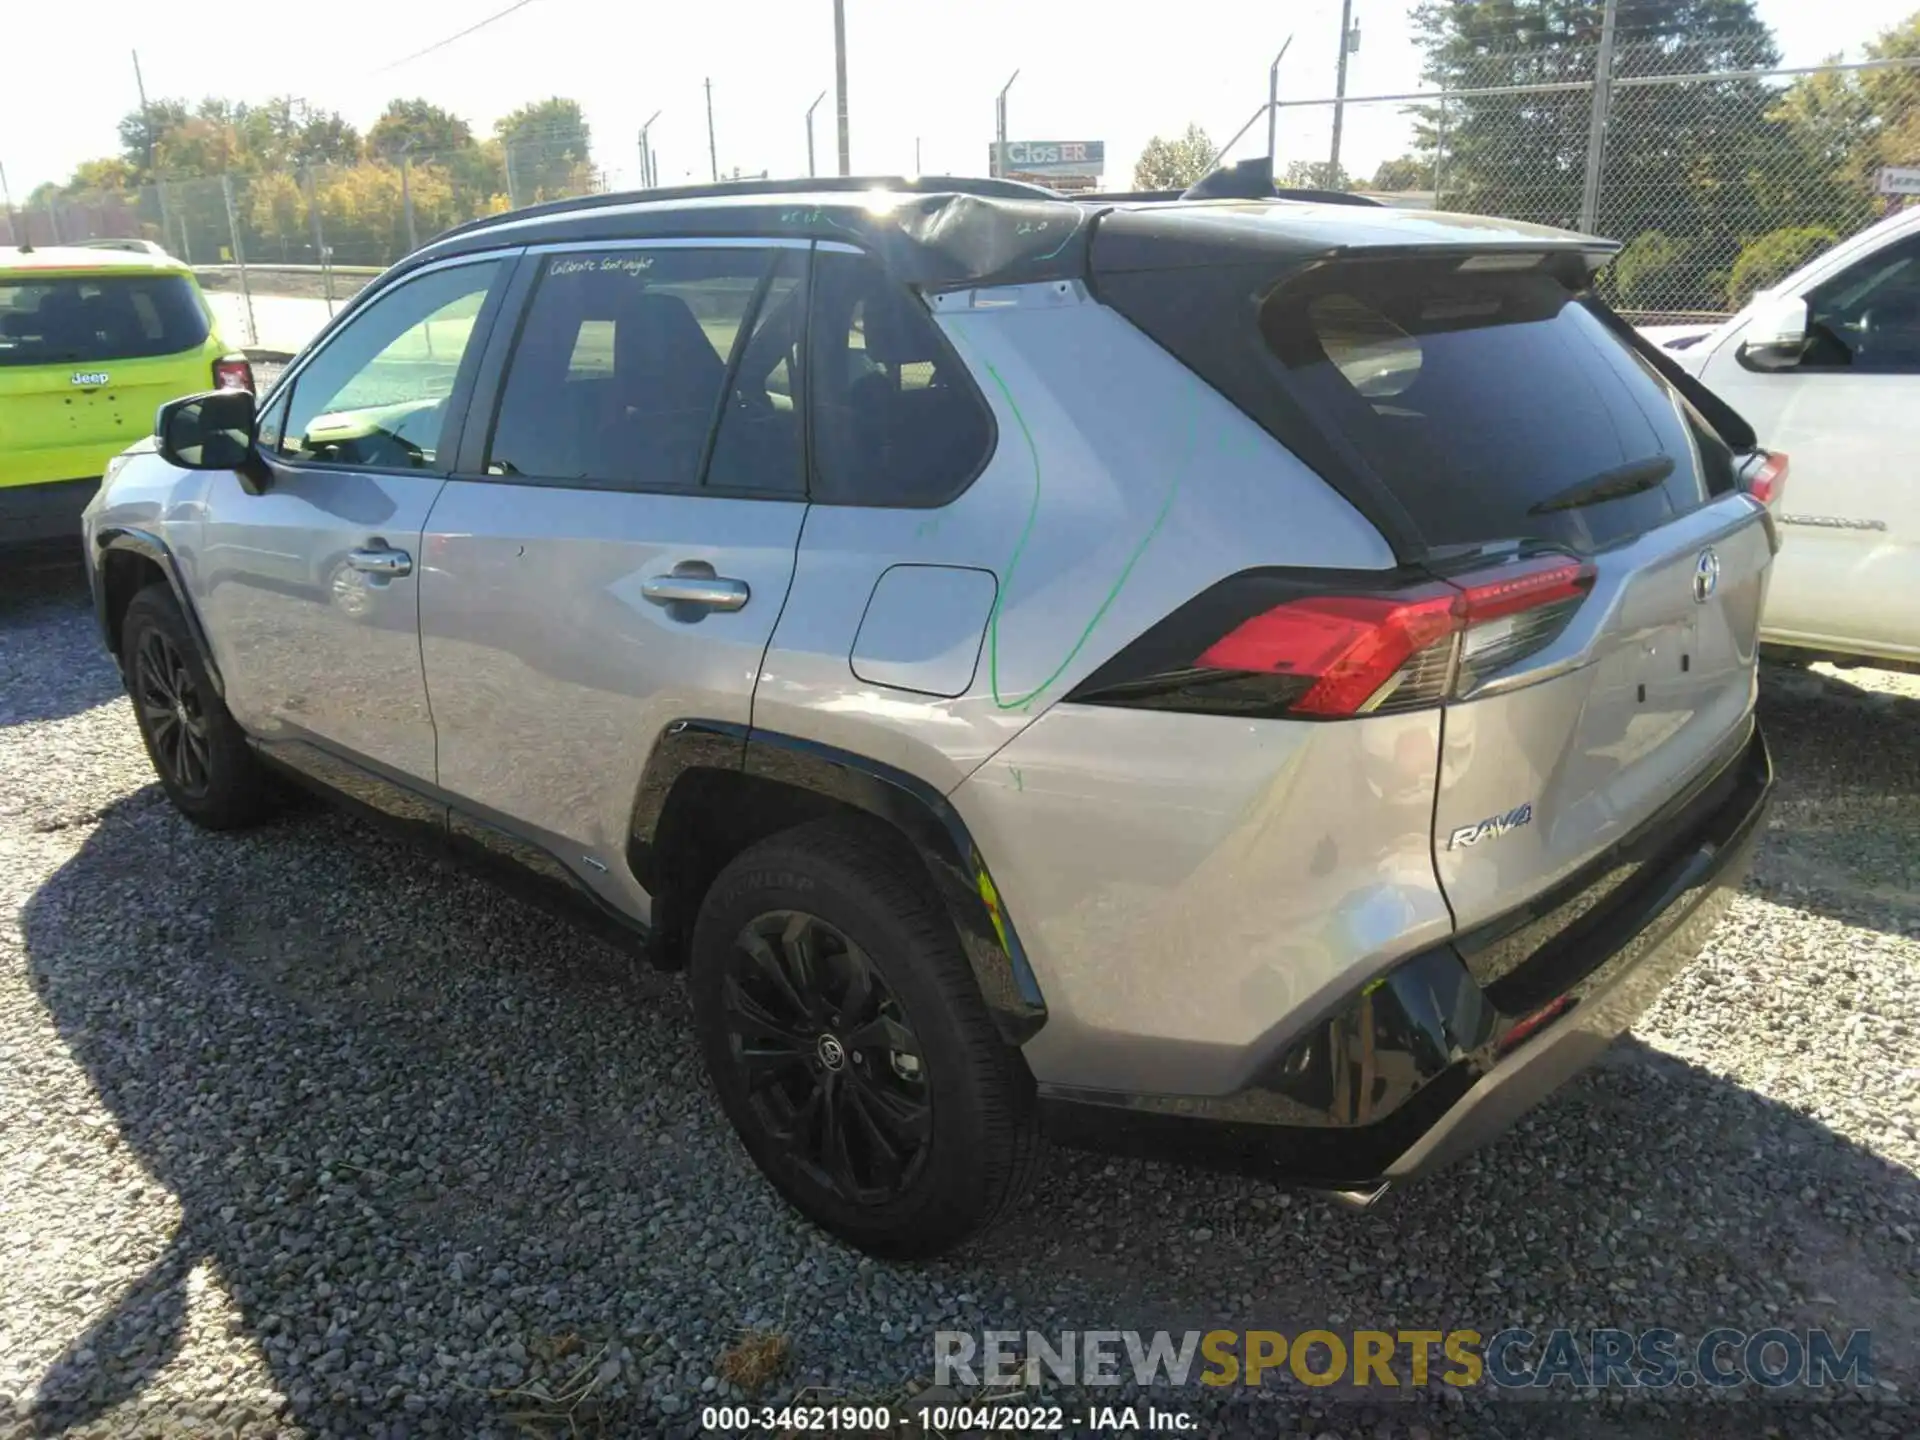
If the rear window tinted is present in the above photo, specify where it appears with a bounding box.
[807,250,995,507]
[1262,265,1723,552]
[0,273,209,367]
[1102,257,1736,555]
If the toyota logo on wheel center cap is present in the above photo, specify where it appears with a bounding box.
[816,1034,847,1070]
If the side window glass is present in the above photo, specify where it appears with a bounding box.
[486,247,774,490]
[705,250,806,494]
[806,250,995,506]
[254,386,290,454]
[1804,234,1920,373]
[278,261,501,470]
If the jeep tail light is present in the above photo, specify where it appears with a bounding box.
[1068,556,1595,720]
[1746,451,1787,507]
[213,355,255,393]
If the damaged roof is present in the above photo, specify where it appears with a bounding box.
[397,175,1615,295]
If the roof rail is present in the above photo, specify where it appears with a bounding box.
[430,174,1064,246]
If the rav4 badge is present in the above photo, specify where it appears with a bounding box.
[1448,803,1534,849]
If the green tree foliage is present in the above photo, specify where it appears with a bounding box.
[1609,229,1684,308]
[1728,225,1838,308]
[495,98,594,202]
[1133,125,1216,189]
[47,92,580,266]
[1765,14,1920,233]
[118,99,188,176]
[1281,160,1351,190]
[1369,155,1430,192]
[312,161,462,265]
[367,99,475,159]
[1406,0,1879,311]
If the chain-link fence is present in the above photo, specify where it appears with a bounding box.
[1275,34,1920,322]
[10,24,1915,340]
[0,133,610,347]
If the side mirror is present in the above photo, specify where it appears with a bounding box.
[1737,294,1810,372]
[156,389,263,479]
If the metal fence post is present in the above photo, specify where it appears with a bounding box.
[1578,0,1620,233]
[1433,92,1452,205]
[304,166,335,318]
[401,153,418,255]
[220,172,257,347]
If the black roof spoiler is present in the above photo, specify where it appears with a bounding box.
[1073,157,1382,207]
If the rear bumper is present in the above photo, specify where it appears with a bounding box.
[0,477,99,548]
[1037,724,1773,1189]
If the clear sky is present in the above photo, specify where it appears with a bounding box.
[2,0,1913,198]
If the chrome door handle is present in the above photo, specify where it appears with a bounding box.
[642,572,750,611]
[347,546,412,577]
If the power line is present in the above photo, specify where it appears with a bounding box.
[378,0,544,74]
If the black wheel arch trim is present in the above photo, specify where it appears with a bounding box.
[628,721,1048,1045]
[93,526,225,698]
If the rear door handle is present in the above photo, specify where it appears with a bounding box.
[347,546,412,577]
[642,569,750,612]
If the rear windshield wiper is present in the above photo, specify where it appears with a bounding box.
[1528,455,1674,515]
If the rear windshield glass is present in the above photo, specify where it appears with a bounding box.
[1101,256,1737,555]
[0,273,210,367]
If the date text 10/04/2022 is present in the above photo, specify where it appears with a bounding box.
[700,1404,1197,1432]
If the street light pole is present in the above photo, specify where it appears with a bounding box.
[705,78,718,182]
[832,0,851,176]
[1329,0,1356,184]
[639,110,660,188]
[1267,37,1293,174]
[994,69,1020,178]
[805,90,826,178]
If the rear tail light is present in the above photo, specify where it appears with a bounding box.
[1746,451,1787,507]
[213,355,255,393]
[1069,555,1595,720]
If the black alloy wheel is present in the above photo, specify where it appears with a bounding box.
[719,909,933,1206]
[132,626,212,797]
[119,583,278,830]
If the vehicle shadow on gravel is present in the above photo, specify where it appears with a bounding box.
[19,788,1920,1436]
[0,557,123,728]
[1752,664,1920,940]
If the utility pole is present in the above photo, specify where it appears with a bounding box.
[132,50,156,177]
[0,161,18,248]
[639,110,660,188]
[806,91,826,178]
[1267,37,1293,174]
[833,0,851,175]
[705,78,718,182]
[1578,0,1620,233]
[1328,0,1357,185]
[401,146,418,253]
[994,70,1020,178]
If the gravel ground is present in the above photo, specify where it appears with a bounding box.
[1,558,1915,1439]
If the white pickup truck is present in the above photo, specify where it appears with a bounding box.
[1650,205,1920,672]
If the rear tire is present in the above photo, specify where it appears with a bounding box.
[690,819,1040,1258]
[121,585,278,831]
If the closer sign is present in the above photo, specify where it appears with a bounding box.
[1875,165,1920,196]
[992,141,1105,177]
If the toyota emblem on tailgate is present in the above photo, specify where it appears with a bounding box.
[1693,548,1720,604]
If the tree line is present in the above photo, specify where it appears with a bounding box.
[1133,1,1920,314]
[26,96,597,267]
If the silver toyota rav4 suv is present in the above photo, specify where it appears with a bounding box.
[83,176,1776,1258]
